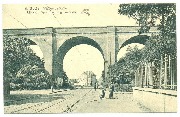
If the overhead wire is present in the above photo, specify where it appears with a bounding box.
[47,7,90,75]
[4,7,93,79]
[3,10,28,29]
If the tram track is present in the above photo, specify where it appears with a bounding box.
[63,89,92,113]
[5,90,75,113]
[4,89,93,114]
[40,89,93,113]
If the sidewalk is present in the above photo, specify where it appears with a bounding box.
[73,90,152,113]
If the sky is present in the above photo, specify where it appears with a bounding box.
[2,4,137,28]
[63,44,104,79]
[3,4,143,79]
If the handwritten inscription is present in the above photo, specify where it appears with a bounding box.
[25,6,90,16]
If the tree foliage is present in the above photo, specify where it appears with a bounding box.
[118,3,176,60]
[110,3,176,87]
[111,46,143,84]
[124,46,143,71]
[118,3,176,35]
[3,36,50,91]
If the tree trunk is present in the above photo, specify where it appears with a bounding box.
[4,77,10,99]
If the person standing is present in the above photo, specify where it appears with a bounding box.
[51,82,54,93]
[109,83,114,99]
[94,82,97,91]
[105,86,109,99]
[100,88,105,100]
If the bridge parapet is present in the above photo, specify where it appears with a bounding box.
[3,28,52,36]
[115,26,158,33]
[3,26,159,36]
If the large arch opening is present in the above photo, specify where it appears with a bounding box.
[29,44,44,60]
[119,35,149,49]
[63,44,104,83]
[27,39,45,69]
[117,43,145,60]
[117,35,149,60]
[55,36,105,81]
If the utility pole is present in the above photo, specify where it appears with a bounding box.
[164,54,168,89]
[159,55,163,89]
[110,52,112,84]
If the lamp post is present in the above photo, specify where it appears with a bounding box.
[119,73,123,92]
[104,60,108,86]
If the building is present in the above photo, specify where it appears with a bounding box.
[78,71,97,87]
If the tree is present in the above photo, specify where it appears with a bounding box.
[3,36,30,95]
[124,45,143,72]
[118,3,176,89]
[3,36,47,95]
[111,46,143,85]
[119,3,176,55]
[118,3,176,35]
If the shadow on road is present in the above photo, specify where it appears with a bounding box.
[4,93,69,106]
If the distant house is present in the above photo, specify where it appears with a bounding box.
[69,79,78,85]
[78,71,97,86]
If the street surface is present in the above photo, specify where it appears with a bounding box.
[4,88,151,113]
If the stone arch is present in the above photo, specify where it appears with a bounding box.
[28,39,37,45]
[54,36,105,78]
[26,37,52,75]
[119,35,150,50]
[26,39,48,73]
[117,35,149,60]
[27,38,44,59]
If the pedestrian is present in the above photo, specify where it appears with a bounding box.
[51,84,54,93]
[94,83,97,91]
[109,83,114,99]
[100,88,105,100]
[114,82,118,92]
[105,86,109,99]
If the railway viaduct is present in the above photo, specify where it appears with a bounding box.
[3,26,158,84]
